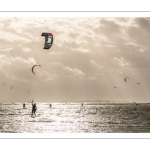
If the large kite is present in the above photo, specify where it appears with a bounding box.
[41,33,53,49]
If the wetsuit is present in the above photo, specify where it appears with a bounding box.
[32,104,37,115]
[23,103,26,109]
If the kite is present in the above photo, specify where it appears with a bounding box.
[124,77,129,82]
[41,33,53,49]
[31,65,41,75]
[11,86,14,90]
[2,82,6,86]
[137,82,141,86]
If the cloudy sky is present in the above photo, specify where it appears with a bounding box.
[0,17,150,103]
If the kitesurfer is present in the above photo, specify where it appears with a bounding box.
[49,104,52,108]
[23,103,26,109]
[31,101,37,117]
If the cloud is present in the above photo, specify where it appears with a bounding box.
[134,18,150,32]
[0,53,36,81]
[0,54,12,67]
[41,62,90,82]
[90,60,103,69]
[94,18,122,36]
[126,20,150,46]
[0,30,31,43]
[112,57,130,67]
[22,48,32,52]
[116,69,123,74]
[139,49,144,52]
[14,56,36,66]
[71,48,89,53]
[48,62,85,78]
[0,46,13,52]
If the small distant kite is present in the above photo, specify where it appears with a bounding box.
[31,65,41,75]
[124,77,129,82]
[137,82,141,86]
[114,86,117,89]
[11,86,14,90]
[2,82,6,86]
[41,33,53,50]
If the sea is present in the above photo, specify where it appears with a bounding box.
[0,102,150,133]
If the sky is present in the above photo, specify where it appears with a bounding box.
[0,17,150,103]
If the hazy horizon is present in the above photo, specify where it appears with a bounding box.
[0,17,150,103]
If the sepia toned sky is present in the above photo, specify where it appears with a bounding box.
[0,17,150,103]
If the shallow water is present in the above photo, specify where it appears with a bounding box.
[0,102,150,133]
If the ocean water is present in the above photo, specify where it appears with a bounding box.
[0,102,150,133]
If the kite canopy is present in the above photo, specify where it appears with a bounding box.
[137,82,141,86]
[41,33,53,50]
[31,65,41,75]
[2,82,6,86]
[11,86,14,90]
[124,77,129,82]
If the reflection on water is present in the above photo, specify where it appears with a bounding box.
[0,102,150,133]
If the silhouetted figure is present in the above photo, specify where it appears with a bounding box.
[23,103,26,109]
[31,101,37,117]
[80,103,85,114]
[50,103,52,108]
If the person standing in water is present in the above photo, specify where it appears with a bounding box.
[31,100,37,117]
[49,103,52,108]
[23,103,26,109]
